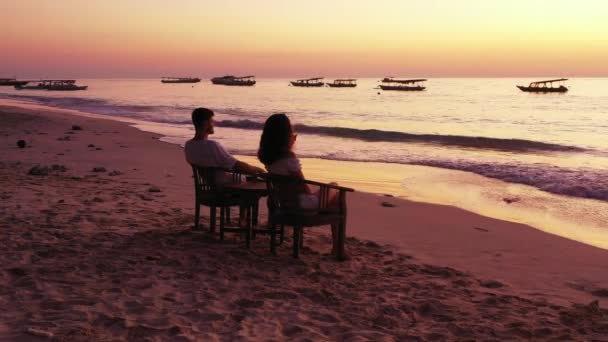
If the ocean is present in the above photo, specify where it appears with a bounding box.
[2,78,607,247]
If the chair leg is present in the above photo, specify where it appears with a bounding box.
[280,224,285,245]
[293,225,301,258]
[219,207,225,241]
[337,220,346,261]
[246,206,252,248]
[210,207,216,233]
[299,228,304,249]
[194,202,200,230]
[270,223,277,255]
[226,207,231,224]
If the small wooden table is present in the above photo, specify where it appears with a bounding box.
[224,181,268,247]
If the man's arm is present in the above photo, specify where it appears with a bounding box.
[233,160,265,175]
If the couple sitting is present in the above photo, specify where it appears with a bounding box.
[184,107,342,253]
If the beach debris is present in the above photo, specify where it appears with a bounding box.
[480,280,504,288]
[91,167,107,173]
[108,170,123,176]
[71,125,82,131]
[591,288,608,297]
[148,186,162,193]
[381,201,396,207]
[28,164,67,176]
[16,139,26,148]
[502,196,520,204]
[25,327,54,338]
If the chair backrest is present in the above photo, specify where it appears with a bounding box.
[265,173,304,212]
[191,165,244,196]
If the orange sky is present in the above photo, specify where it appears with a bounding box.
[1,0,607,78]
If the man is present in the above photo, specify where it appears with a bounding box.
[185,107,264,175]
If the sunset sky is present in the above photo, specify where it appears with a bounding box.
[1,0,607,78]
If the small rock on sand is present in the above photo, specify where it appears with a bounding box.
[108,170,123,176]
[71,125,82,130]
[88,144,95,148]
[92,167,107,172]
[480,280,504,288]
[503,197,521,204]
[381,201,396,208]
[17,140,26,148]
[148,186,162,193]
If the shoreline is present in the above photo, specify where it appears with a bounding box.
[1,101,608,339]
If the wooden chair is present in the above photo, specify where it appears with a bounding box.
[191,165,254,241]
[264,174,354,260]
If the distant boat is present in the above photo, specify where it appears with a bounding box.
[161,77,201,84]
[290,77,324,87]
[211,75,256,86]
[14,79,76,90]
[327,79,357,88]
[0,78,29,86]
[517,79,568,93]
[379,78,427,91]
[45,80,87,91]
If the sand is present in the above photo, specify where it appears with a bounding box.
[1,100,607,341]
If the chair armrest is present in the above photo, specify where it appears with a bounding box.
[303,179,354,192]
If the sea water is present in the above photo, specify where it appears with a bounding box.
[2,78,607,247]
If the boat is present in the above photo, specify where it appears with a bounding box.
[517,79,568,93]
[0,78,29,86]
[14,79,76,90]
[327,79,357,88]
[290,78,324,87]
[210,75,256,86]
[161,77,201,84]
[45,80,87,91]
[379,78,427,91]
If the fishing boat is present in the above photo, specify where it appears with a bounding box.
[379,78,427,91]
[290,77,324,87]
[45,80,87,91]
[327,79,357,88]
[210,75,256,86]
[0,78,29,86]
[161,77,201,83]
[14,79,76,90]
[517,79,568,93]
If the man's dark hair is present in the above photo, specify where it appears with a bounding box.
[192,107,214,130]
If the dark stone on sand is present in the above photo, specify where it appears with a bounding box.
[95,147,102,150]
[148,186,161,193]
[381,201,396,207]
[92,167,107,173]
[71,125,82,131]
[480,280,504,288]
[57,136,71,141]
[17,140,26,148]
[88,144,95,148]
[503,197,520,204]
[383,194,394,197]
[591,288,608,297]
[108,170,123,176]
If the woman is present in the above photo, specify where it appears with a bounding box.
[258,113,341,255]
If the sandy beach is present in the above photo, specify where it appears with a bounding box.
[1,100,607,341]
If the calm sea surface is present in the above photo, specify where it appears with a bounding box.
[2,78,607,246]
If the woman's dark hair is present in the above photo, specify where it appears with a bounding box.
[258,113,293,166]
